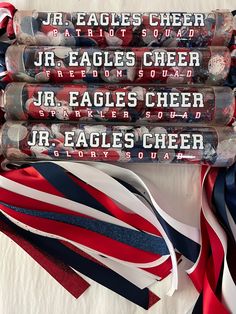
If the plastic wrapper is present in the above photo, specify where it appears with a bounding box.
[13,10,234,47]
[5,45,231,85]
[1,121,236,166]
[3,83,235,125]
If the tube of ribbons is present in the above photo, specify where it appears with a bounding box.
[5,45,232,84]
[0,121,236,166]
[13,10,234,47]
[2,83,235,125]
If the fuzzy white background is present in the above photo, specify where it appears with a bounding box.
[0,0,235,314]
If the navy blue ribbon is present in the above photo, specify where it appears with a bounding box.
[0,213,155,309]
[225,163,236,224]
[30,233,156,309]
[213,164,236,241]
[113,177,200,262]
[213,168,231,232]
[32,163,111,215]
[0,42,10,82]
[29,163,170,255]
[192,293,203,314]
[0,201,169,255]
[225,10,236,88]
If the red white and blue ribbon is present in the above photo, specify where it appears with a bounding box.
[0,162,171,308]
[0,212,91,298]
[0,161,204,308]
[187,164,236,314]
[0,159,235,311]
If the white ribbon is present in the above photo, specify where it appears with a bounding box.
[0,163,174,292]
[1,211,164,290]
[0,8,12,24]
[51,161,178,295]
[201,192,236,313]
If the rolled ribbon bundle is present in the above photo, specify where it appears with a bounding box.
[1,121,236,166]
[12,10,234,47]
[2,83,235,125]
[4,45,232,85]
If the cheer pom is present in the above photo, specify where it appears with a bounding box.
[0,161,196,308]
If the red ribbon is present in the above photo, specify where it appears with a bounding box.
[0,216,90,298]
[0,2,16,39]
[189,167,230,313]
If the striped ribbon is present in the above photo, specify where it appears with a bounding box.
[0,161,203,308]
[0,160,236,311]
[0,212,90,298]
[0,162,167,308]
[188,164,236,314]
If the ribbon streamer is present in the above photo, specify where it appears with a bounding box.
[1,159,236,312]
[0,161,207,300]
[188,163,236,313]
[0,212,90,298]
[0,162,178,308]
